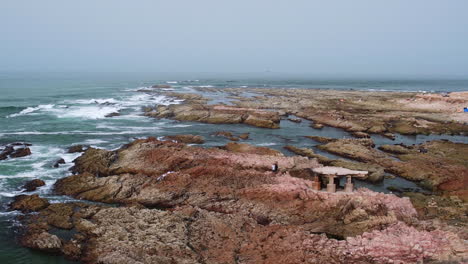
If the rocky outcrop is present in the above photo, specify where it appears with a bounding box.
[213,131,249,141]
[284,145,384,182]
[1,143,32,160]
[224,87,468,135]
[53,158,66,168]
[14,138,467,263]
[316,139,468,201]
[10,194,50,212]
[163,134,205,144]
[22,179,46,192]
[145,104,281,129]
[67,145,89,153]
[221,142,283,156]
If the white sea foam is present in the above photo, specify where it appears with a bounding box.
[72,98,119,105]
[54,105,121,119]
[7,104,55,118]
[83,139,108,145]
[166,81,178,84]
[7,93,177,120]
[256,143,277,146]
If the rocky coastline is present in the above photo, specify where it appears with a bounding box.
[9,87,468,263]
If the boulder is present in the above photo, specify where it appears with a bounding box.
[104,112,120,118]
[10,194,49,212]
[9,147,31,158]
[53,158,66,168]
[163,134,205,144]
[0,146,14,160]
[351,131,370,138]
[20,232,62,253]
[22,179,46,192]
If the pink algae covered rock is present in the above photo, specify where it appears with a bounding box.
[342,222,468,263]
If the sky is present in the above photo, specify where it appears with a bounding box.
[1,0,468,77]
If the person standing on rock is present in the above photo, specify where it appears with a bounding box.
[272,162,279,173]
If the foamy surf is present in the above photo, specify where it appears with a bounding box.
[7,104,55,118]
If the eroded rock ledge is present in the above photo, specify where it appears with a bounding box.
[144,104,281,129]
[12,139,468,263]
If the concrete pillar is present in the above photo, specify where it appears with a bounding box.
[326,174,336,193]
[312,175,321,190]
[344,175,354,192]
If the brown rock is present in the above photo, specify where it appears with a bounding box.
[163,134,205,144]
[146,104,280,129]
[10,194,49,212]
[238,133,250,140]
[20,232,62,253]
[53,158,66,168]
[22,179,46,192]
[104,112,120,118]
[222,142,283,156]
[67,145,88,153]
[352,131,370,138]
[9,147,31,158]
[312,123,324,129]
[70,148,116,176]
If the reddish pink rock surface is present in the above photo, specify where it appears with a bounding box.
[13,139,468,263]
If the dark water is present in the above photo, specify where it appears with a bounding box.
[0,72,467,263]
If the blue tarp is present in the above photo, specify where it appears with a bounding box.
[464,107,468,112]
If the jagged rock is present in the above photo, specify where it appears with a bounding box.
[70,147,116,176]
[9,147,31,158]
[317,139,468,201]
[104,112,120,118]
[0,146,14,160]
[305,136,337,143]
[145,104,280,129]
[14,138,468,263]
[378,144,413,155]
[22,179,46,192]
[10,194,49,212]
[67,145,88,153]
[352,131,370,138]
[20,232,62,253]
[53,158,66,168]
[163,134,205,144]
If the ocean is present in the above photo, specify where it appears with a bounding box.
[0,72,467,263]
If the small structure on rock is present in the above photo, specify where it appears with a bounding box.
[312,166,368,193]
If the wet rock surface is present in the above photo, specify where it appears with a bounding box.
[13,139,468,263]
[22,179,46,192]
[53,158,66,168]
[145,104,281,129]
[10,194,50,212]
[67,145,89,153]
[0,143,32,160]
[315,138,468,201]
[163,134,205,144]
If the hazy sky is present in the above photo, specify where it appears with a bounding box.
[1,0,467,77]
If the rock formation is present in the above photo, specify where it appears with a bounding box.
[145,104,281,129]
[11,139,468,263]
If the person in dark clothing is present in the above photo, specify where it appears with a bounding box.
[272,162,279,172]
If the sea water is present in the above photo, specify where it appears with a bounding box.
[0,72,467,263]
